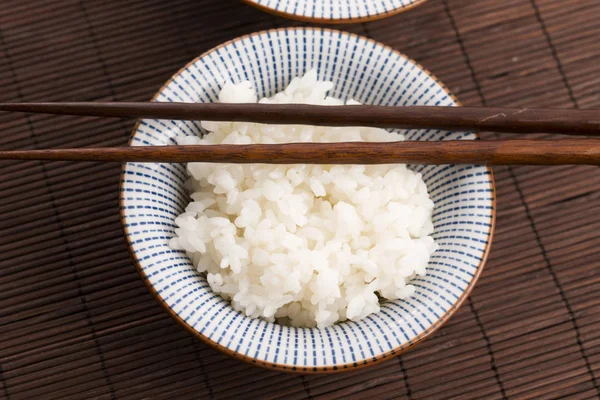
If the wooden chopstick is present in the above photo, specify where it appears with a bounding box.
[1,102,600,135]
[1,140,599,165]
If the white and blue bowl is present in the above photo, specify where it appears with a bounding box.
[242,0,428,23]
[120,27,495,373]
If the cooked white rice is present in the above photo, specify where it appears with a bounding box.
[169,70,438,328]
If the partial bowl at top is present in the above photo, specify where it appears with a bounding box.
[242,0,428,23]
[120,27,495,372]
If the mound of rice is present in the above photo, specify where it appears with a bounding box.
[169,70,438,328]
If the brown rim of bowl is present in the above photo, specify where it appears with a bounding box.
[119,26,496,374]
[240,0,429,24]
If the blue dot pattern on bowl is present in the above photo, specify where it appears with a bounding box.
[247,0,425,21]
[120,27,495,371]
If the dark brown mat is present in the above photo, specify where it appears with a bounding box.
[1,0,599,398]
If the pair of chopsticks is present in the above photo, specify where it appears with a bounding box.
[1,102,599,165]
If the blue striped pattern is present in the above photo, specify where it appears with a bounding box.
[247,0,426,22]
[120,28,495,371]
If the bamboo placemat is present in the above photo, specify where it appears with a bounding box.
[1,0,599,399]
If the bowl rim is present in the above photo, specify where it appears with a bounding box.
[241,0,429,24]
[119,26,496,374]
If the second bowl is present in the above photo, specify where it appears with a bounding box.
[242,0,429,23]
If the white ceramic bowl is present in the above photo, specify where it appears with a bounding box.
[120,27,495,373]
[242,0,428,23]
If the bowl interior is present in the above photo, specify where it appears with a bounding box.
[120,28,495,371]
